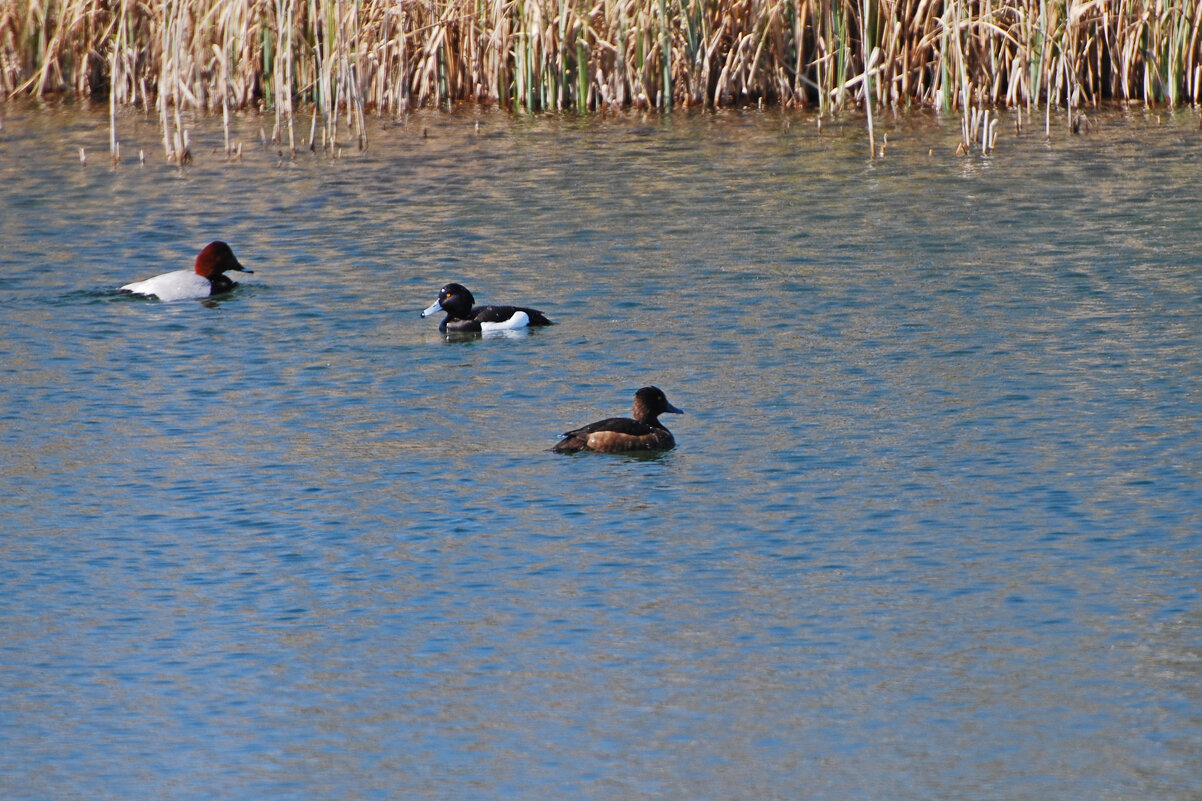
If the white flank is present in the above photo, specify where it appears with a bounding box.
[121,270,211,302]
[479,310,530,332]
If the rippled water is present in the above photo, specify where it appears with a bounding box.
[2,103,1200,800]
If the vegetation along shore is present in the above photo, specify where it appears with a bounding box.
[3,0,1200,158]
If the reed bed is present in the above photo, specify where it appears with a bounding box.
[3,0,1201,157]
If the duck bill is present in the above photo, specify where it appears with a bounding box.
[664,402,684,415]
[421,300,443,318]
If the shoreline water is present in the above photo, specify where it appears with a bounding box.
[4,96,1197,173]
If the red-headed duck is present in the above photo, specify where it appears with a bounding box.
[421,283,553,333]
[553,386,684,453]
[121,241,252,301]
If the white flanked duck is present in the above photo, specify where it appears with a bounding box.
[421,283,552,333]
[121,241,252,301]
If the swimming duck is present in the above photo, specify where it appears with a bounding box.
[553,386,684,453]
[421,283,553,333]
[121,241,251,301]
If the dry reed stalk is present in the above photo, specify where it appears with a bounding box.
[275,0,297,153]
[158,0,176,161]
[109,1,123,162]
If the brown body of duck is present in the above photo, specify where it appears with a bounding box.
[553,386,684,453]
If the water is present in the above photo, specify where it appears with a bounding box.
[2,103,1200,800]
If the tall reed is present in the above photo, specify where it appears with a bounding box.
[3,0,1200,157]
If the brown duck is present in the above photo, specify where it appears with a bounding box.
[553,386,684,453]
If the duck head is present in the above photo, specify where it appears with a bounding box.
[421,283,475,319]
[194,241,251,279]
[632,386,684,424]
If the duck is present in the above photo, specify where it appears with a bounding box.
[121,241,252,301]
[552,386,684,453]
[421,283,553,333]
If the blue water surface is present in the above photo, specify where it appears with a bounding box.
[1,104,1200,800]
